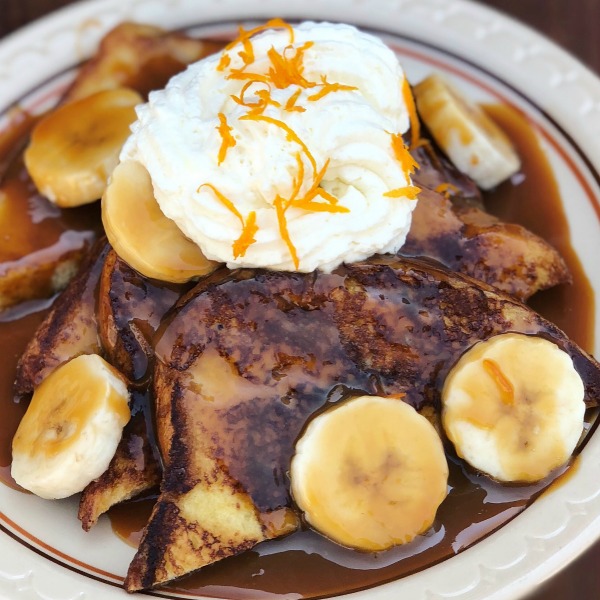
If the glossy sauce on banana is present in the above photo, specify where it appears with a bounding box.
[0,103,596,599]
[0,111,102,311]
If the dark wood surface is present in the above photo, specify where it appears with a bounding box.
[1,1,599,599]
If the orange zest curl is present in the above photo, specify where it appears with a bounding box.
[217,52,231,71]
[231,82,284,116]
[216,113,237,165]
[291,199,349,214]
[308,76,357,101]
[240,113,317,173]
[390,132,419,176]
[285,88,306,112]
[290,152,305,203]
[483,359,515,406]
[217,18,295,72]
[198,184,259,259]
[198,183,243,221]
[232,210,259,258]
[401,77,421,149]
[434,182,460,199]
[274,195,300,269]
[267,42,315,89]
[383,185,421,200]
[238,35,255,67]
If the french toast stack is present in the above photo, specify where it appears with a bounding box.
[4,22,600,594]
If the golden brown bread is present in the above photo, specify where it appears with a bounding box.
[14,239,108,393]
[78,391,162,531]
[64,22,225,102]
[125,258,600,591]
[98,248,191,384]
[0,147,100,312]
[79,250,189,529]
[0,24,222,313]
[14,243,182,530]
[404,143,570,300]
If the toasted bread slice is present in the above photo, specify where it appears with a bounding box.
[14,239,108,393]
[402,186,570,300]
[0,142,101,312]
[78,390,162,531]
[64,22,224,102]
[1,24,221,313]
[125,258,600,591]
[406,143,570,300]
[98,249,190,383]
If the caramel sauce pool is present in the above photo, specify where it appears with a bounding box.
[0,103,595,599]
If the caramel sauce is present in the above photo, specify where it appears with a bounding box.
[0,112,102,312]
[0,101,595,599]
[483,104,595,352]
[109,497,155,547]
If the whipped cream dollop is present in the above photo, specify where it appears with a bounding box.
[121,21,418,272]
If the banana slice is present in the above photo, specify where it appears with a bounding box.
[11,354,131,500]
[24,88,142,207]
[290,395,448,551]
[102,160,220,283]
[442,333,585,483]
[413,74,520,189]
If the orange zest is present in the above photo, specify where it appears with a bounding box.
[232,210,259,258]
[482,359,515,407]
[308,76,357,101]
[216,113,237,165]
[274,195,300,269]
[435,182,460,199]
[267,42,315,89]
[207,19,421,268]
[285,88,305,112]
[290,152,305,202]
[231,81,282,115]
[198,183,243,222]
[390,133,419,176]
[291,199,349,213]
[238,35,255,67]
[217,18,295,72]
[217,52,231,71]
[240,113,317,173]
[198,184,258,259]
[401,77,421,149]
[383,185,421,199]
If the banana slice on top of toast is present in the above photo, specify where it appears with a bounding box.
[413,74,521,189]
[291,395,448,551]
[125,257,600,592]
[102,160,220,283]
[442,333,585,483]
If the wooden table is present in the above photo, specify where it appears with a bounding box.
[1,1,599,599]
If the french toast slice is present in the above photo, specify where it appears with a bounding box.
[14,239,108,394]
[97,248,191,383]
[64,22,225,102]
[0,24,222,313]
[405,142,570,300]
[78,250,191,528]
[78,390,162,531]
[125,258,600,591]
[0,140,100,312]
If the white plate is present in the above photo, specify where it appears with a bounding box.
[1,1,600,599]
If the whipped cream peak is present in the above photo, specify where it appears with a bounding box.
[121,20,420,272]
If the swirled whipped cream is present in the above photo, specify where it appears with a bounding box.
[121,20,419,272]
